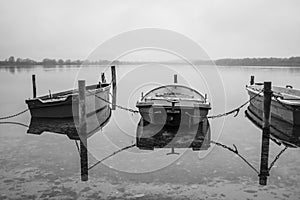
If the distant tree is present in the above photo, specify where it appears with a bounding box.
[22,58,36,65]
[58,59,64,65]
[16,58,22,63]
[42,58,57,65]
[65,59,72,64]
[75,60,82,65]
[8,56,15,63]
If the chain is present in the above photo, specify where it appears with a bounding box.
[211,140,259,174]
[268,146,288,171]
[89,88,264,119]
[0,108,29,120]
[87,90,139,114]
[88,144,136,171]
[207,90,263,119]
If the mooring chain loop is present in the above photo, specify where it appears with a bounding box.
[268,146,288,172]
[207,90,264,119]
[210,140,259,174]
[0,108,29,120]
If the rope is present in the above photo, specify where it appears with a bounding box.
[88,144,136,171]
[0,108,29,120]
[207,90,263,119]
[268,146,288,171]
[211,140,259,174]
[0,121,29,128]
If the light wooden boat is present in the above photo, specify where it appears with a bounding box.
[246,83,300,126]
[25,83,110,118]
[136,85,211,126]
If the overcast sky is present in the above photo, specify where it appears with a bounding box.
[0,0,299,61]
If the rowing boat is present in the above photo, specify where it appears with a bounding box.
[136,84,211,126]
[246,83,300,126]
[25,83,110,118]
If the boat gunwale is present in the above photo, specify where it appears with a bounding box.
[140,84,206,102]
[136,104,211,109]
[246,85,300,106]
[26,83,111,104]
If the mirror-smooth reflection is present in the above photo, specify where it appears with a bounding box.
[1,65,300,199]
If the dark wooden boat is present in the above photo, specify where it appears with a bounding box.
[136,85,211,126]
[25,83,110,118]
[246,83,300,126]
[245,106,300,148]
[27,105,111,140]
[136,118,211,151]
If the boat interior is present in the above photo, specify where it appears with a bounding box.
[141,85,207,103]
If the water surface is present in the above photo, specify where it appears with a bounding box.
[0,64,300,199]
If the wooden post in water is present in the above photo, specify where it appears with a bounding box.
[250,75,255,85]
[174,74,178,83]
[101,72,106,83]
[111,66,117,110]
[32,74,37,98]
[259,81,272,185]
[78,80,88,181]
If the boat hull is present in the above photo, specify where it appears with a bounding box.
[26,84,111,118]
[138,105,210,126]
[247,85,300,126]
[245,106,300,148]
[136,84,211,126]
[27,105,111,140]
[136,118,210,151]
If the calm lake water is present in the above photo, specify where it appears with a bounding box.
[0,64,300,199]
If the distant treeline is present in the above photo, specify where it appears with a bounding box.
[214,57,300,66]
[1,56,300,66]
[0,56,117,66]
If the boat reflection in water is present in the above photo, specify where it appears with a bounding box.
[27,105,111,140]
[245,106,300,148]
[136,118,211,153]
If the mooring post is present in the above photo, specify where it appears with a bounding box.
[101,72,106,83]
[259,81,272,185]
[111,66,117,110]
[174,74,178,83]
[250,75,255,85]
[32,74,37,98]
[78,80,88,181]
